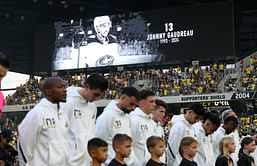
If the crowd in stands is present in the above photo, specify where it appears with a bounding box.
[103,63,228,98]
[4,62,239,104]
[238,116,257,137]
[149,64,224,96]
[238,56,257,92]
[224,76,237,92]
[5,77,44,105]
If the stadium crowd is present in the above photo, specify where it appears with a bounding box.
[5,78,44,105]
[5,62,233,105]
[239,56,257,92]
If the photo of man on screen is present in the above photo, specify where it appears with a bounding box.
[79,15,119,68]
[53,13,161,71]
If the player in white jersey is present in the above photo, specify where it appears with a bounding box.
[167,103,205,166]
[130,90,157,166]
[18,77,69,166]
[95,87,139,166]
[61,73,108,166]
[193,112,220,166]
[212,116,239,160]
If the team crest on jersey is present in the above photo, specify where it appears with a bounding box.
[185,130,190,136]
[114,120,122,128]
[46,118,56,128]
[95,55,114,66]
[141,124,149,132]
[74,109,82,119]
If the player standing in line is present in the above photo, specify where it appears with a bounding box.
[166,103,205,166]
[18,77,69,166]
[130,90,157,166]
[61,73,108,166]
[95,87,139,165]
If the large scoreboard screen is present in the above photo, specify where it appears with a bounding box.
[53,2,234,70]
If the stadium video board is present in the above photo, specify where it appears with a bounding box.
[53,1,234,70]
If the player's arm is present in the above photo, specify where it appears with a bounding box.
[95,111,112,140]
[130,116,140,143]
[18,112,42,165]
[167,123,184,159]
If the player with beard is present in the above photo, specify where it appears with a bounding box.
[212,116,239,159]
[95,87,139,166]
[166,103,205,166]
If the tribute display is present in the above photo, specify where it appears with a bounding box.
[53,2,234,70]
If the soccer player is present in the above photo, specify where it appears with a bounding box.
[95,87,139,165]
[62,73,108,166]
[18,77,69,166]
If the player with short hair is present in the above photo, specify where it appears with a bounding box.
[62,73,108,166]
[18,77,69,166]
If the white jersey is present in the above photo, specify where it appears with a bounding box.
[61,87,97,166]
[95,100,135,165]
[193,122,215,166]
[18,98,69,166]
[211,126,228,159]
[167,118,195,166]
[171,114,185,127]
[130,108,156,166]
[79,38,119,68]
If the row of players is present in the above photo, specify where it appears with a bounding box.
[17,73,253,166]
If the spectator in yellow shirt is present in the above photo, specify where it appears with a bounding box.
[198,86,203,94]
[246,67,252,76]
[252,83,256,91]
[249,56,254,68]
[164,89,168,96]
[213,63,217,70]
[21,97,26,104]
[219,63,224,72]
